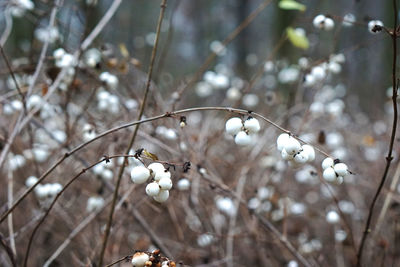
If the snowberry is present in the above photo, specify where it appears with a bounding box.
[26,94,42,110]
[313,15,335,31]
[177,178,190,191]
[100,168,113,181]
[326,210,340,224]
[226,87,242,101]
[334,163,348,177]
[281,149,292,161]
[34,185,48,199]
[131,252,150,267]
[130,166,150,184]
[322,157,334,170]
[146,182,161,197]
[53,48,65,60]
[25,176,38,187]
[283,137,301,155]
[56,53,76,68]
[313,15,326,29]
[197,233,214,247]
[368,20,384,34]
[244,117,260,133]
[311,66,326,81]
[225,117,243,135]
[147,162,164,173]
[153,189,169,203]
[216,197,236,217]
[153,169,171,182]
[158,177,173,190]
[86,196,104,212]
[301,145,315,162]
[342,13,356,27]
[323,18,335,30]
[242,94,259,107]
[323,167,336,182]
[293,151,308,164]
[276,133,290,151]
[49,183,62,196]
[234,131,252,146]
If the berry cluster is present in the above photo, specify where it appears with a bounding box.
[130,163,173,203]
[131,249,175,267]
[322,157,349,183]
[313,15,335,31]
[26,176,62,200]
[276,133,315,166]
[225,116,261,146]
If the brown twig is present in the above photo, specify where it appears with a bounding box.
[356,0,399,265]
[104,255,132,267]
[0,45,26,109]
[97,1,168,265]
[0,106,335,224]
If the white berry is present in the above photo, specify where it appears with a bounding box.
[146,182,160,197]
[276,133,290,151]
[293,151,308,164]
[322,157,334,170]
[177,178,190,191]
[234,131,252,146]
[323,17,335,31]
[334,163,348,177]
[153,189,169,203]
[131,252,150,267]
[130,166,150,184]
[284,137,301,155]
[368,20,384,34]
[301,145,315,162]
[244,117,260,133]
[25,176,38,187]
[313,15,326,29]
[281,149,292,161]
[326,210,340,224]
[323,167,336,182]
[158,177,173,190]
[225,117,243,135]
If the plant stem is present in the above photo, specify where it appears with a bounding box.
[356,0,398,265]
[97,1,168,265]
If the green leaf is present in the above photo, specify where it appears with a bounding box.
[286,27,309,50]
[279,0,306,11]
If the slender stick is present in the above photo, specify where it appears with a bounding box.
[0,45,25,108]
[97,1,168,265]
[356,1,398,265]
[104,255,132,267]
[80,0,122,51]
[0,106,334,224]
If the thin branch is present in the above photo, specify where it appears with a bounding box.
[0,45,25,108]
[104,255,132,267]
[97,1,168,265]
[0,106,335,224]
[356,0,399,265]
[0,8,12,46]
[0,233,16,267]
[80,0,122,51]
